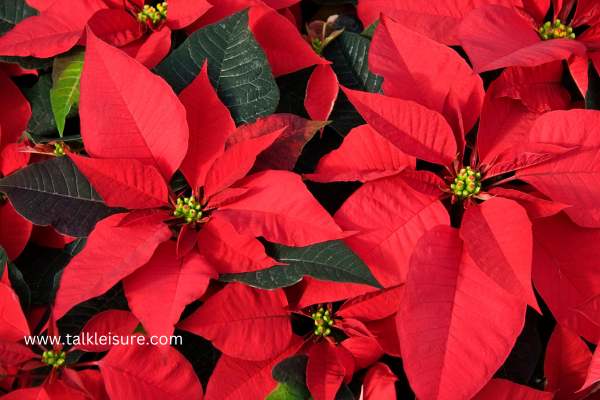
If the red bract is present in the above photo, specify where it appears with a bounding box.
[180,282,402,400]
[188,0,325,77]
[53,31,344,340]
[458,0,597,75]
[307,13,600,399]
[0,304,203,400]
[357,0,523,45]
[0,71,32,260]
[0,0,211,67]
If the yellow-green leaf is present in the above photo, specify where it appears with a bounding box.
[50,49,84,136]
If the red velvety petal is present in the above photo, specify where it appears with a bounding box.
[196,215,277,274]
[74,310,139,352]
[398,226,526,400]
[121,27,172,68]
[370,15,484,148]
[305,64,339,123]
[0,73,31,151]
[477,61,571,164]
[204,336,304,400]
[0,280,31,341]
[340,335,383,371]
[0,0,107,58]
[362,363,398,400]
[307,341,354,400]
[357,0,523,45]
[459,5,586,73]
[473,378,553,399]
[218,170,345,246]
[99,344,203,400]
[532,214,600,342]
[544,325,592,399]
[179,283,291,361]
[124,241,214,338]
[80,28,188,180]
[517,148,600,228]
[227,113,326,172]
[487,187,567,220]
[178,62,235,190]
[86,9,143,47]
[0,341,36,367]
[337,285,404,322]
[249,4,325,77]
[0,202,32,261]
[204,128,284,199]
[69,154,169,209]
[53,212,171,320]
[460,198,539,311]
[308,124,414,183]
[167,0,212,29]
[341,86,457,166]
[335,175,449,287]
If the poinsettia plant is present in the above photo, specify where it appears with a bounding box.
[2,0,600,399]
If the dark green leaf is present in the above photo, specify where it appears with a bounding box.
[273,355,308,386]
[586,60,600,110]
[323,31,382,135]
[57,282,128,337]
[0,157,117,237]
[276,67,311,118]
[220,240,381,289]
[270,355,354,400]
[23,74,58,137]
[155,10,279,124]
[336,385,355,400]
[50,49,84,136]
[6,261,30,311]
[0,0,36,35]
[0,246,6,276]
[312,0,357,4]
[324,31,381,93]
[0,55,53,69]
[15,243,73,306]
[362,20,379,39]
[266,383,309,400]
[65,237,86,256]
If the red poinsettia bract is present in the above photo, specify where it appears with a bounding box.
[178,282,403,400]
[52,30,345,341]
[0,0,212,67]
[308,15,600,400]
[0,303,203,400]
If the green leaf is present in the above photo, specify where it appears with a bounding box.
[323,31,382,135]
[51,49,84,136]
[23,74,58,138]
[273,355,308,387]
[269,355,355,400]
[312,0,357,4]
[0,157,117,237]
[57,282,128,337]
[266,383,310,400]
[586,60,600,110]
[6,262,30,311]
[362,20,379,39]
[0,245,7,277]
[220,240,381,289]
[0,55,53,69]
[16,243,81,306]
[0,0,36,35]
[155,10,279,124]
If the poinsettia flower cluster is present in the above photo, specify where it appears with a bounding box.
[2,0,600,399]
